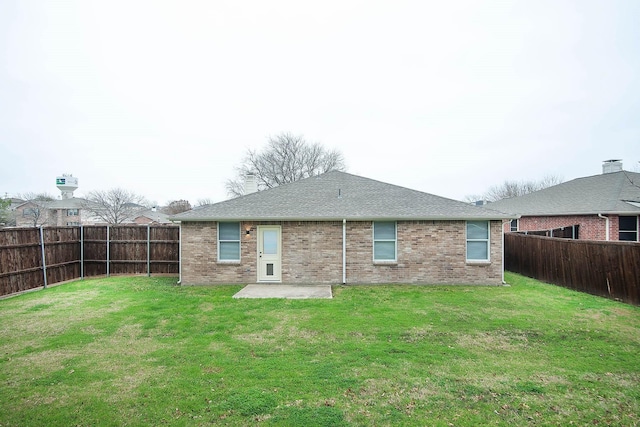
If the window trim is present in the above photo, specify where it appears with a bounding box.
[619,215,639,242]
[466,220,490,263]
[509,219,518,232]
[23,207,39,217]
[373,221,397,263]
[217,222,241,262]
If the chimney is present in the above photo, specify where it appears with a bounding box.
[244,173,258,194]
[602,159,623,174]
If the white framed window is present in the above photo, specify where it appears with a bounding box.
[67,209,79,216]
[619,216,638,241]
[218,222,241,262]
[23,208,39,217]
[373,221,396,262]
[510,219,518,232]
[467,221,490,262]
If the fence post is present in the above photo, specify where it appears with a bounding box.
[39,226,48,289]
[80,225,84,279]
[106,225,110,277]
[147,224,151,277]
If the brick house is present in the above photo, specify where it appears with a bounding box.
[13,175,101,227]
[489,161,640,242]
[14,197,90,227]
[171,171,512,286]
[132,208,172,225]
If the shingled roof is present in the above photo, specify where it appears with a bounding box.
[489,170,640,216]
[171,171,511,222]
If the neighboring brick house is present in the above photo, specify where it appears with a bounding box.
[13,175,103,227]
[14,197,94,227]
[132,208,172,225]
[171,171,512,286]
[489,161,640,242]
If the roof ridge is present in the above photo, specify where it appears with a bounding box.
[171,171,511,221]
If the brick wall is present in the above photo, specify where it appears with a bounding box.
[281,221,343,284]
[345,220,503,285]
[508,215,619,241]
[180,221,256,284]
[180,220,504,285]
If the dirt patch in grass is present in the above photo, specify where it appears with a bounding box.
[531,374,571,387]
[234,310,323,348]
[4,323,164,404]
[84,324,159,356]
[344,377,439,418]
[236,324,320,347]
[199,302,215,312]
[6,348,75,378]
[399,326,436,343]
[456,330,533,352]
[582,372,640,389]
[82,323,160,359]
[20,389,69,408]
[72,323,165,400]
[0,290,126,341]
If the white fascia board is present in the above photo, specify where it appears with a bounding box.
[176,215,517,222]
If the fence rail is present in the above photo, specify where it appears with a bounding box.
[0,225,179,297]
[505,233,640,305]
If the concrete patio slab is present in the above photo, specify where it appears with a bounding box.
[233,284,333,299]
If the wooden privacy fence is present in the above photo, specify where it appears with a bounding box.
[0,225,179,297]
[505,233,640,305]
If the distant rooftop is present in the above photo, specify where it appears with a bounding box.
[489,169,640,216]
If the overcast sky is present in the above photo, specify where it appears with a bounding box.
[2,0,638,206]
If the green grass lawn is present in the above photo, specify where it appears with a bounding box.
[1,273,639,426]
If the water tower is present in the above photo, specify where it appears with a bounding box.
[56,174,78,199]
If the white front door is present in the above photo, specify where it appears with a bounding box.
[257,226,281,282]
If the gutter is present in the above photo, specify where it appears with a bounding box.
[597,214,610,241]
[174,215,513,222]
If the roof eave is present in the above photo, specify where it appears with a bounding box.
[173,215,516,222]
[518,210,640,217]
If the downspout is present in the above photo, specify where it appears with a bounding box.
[342,219,346,284]
[597,214,610,241]
[501,220,506,284]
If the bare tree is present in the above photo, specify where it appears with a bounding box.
[226,133,346,197]
[196,198,214,207]
[83,188,148,224]
[163,199,192,215]
[17,192,56,227]
[467,174,564,203]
